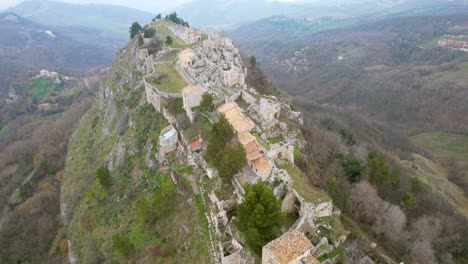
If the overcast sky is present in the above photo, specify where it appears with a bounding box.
[0,0,195,11]
[0,0,307,13]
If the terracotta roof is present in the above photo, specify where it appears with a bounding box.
[217,101,238,113]
[224,108,244,124]
[247,150,263,161]
[239,132,256,145]
[232,119,254,134]
[243,142,259,154]
[190,138,202,149]
[263,230,314,264]
[182,85,202,94]
[252,156,272,174]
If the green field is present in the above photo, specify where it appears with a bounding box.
[410,132,468,216]
[152,64,187,93]
[412,132,468,162]
[26,78,56,97]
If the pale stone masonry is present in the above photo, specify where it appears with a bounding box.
[182,85,204,122]
[262,230,316,264]
[158,125,178,155]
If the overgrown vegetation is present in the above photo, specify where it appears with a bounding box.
[129,22,142,39]
[205,115,246,181]
[235,182,283,255]
[165,12,189,27]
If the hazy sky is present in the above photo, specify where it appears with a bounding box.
[0,0,193,11]
[0,0,304,12]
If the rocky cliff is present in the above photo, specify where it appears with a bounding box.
[61,20,347,263]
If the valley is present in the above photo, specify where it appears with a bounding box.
[0,1,467,263]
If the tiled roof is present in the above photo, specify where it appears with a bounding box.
[232,119,254,134]
[190,138,202,149]
[224,108,244,124]
[217,101,238,113]
[263,230,314,264]
[251,156,272,174]
[239,132,256,145]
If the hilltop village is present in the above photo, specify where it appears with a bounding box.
[132,19,348,264]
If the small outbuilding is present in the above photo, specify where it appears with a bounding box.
[159,125,178,155]
[262,230,316,264]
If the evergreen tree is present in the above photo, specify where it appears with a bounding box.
[219,143,247,180]
[236,183,283,255]
[166,36,173,45]
[200,93,215,112]
[129,22,142,39]
[205,115,234,164]
[343,154,365,183]
[156,14,162,20]
[249,56,257,67]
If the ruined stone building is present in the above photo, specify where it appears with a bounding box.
[182,85,204,122]
[262,230,318,264]
[158,125,178,155]
[178,48,195,68]
[217,101,272,179]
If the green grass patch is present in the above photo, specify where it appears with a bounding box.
[280,164,331,203]
[151,64,187,93]
[317,247,344,262]
[26,78,56,97]
[268,136,284,145]
[282,213,299,229]
[201,34,208,41]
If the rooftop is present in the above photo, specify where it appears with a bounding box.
[243,141,259,154]
[190,138,203,149]
[232,119,255,134]
[252,156,272,174]
[217,101,238,114]
[239,132,256,146]
[263,230,314,264]
[224,108,244,124]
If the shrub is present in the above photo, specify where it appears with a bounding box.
[96,166,111,190]
[144,28,156,38]
[165,36,173,45]
[200,93,215,112]
[342,154,365,183]
[112,234,135,259]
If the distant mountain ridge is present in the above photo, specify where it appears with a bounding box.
[0,12,112,96]
[175,0,464,28]
[7,0,154,50]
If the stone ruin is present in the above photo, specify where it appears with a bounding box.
[181,30,247,94]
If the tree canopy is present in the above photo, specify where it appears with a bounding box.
[236,182,283,254]
[249,56,257,67]
[200,93,215,112]
[129,22,142,39]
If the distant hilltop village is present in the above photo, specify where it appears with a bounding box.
[437,37,468,52]
[122,16,349,264]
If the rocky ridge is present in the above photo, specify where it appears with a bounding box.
[61,19,348,264]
